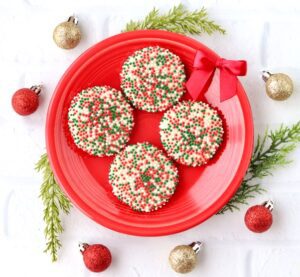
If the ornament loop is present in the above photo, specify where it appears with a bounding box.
[262,200,274,212]
[30,85,42,95]
[189,241,203,254]
[262,71,272,82]
[68,15,79,25]
[78,242,88,253]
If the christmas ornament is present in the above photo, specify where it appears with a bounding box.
[79,243,112,272]
[12,85,41,116]
[262,71,293,101]
[169,241,203,274]
[244,200,273,233]
[53,16,81,49]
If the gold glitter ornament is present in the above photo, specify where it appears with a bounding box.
[262,71,293,101]
[53,16,81,49]
[169,241,203,274]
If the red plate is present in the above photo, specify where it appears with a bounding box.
[46,30,253,236]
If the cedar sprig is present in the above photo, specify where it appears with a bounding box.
[123,4,226,35]
[219,121,300,214]
[36,153,72,262]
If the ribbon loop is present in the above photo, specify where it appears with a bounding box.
[185,50,247,102]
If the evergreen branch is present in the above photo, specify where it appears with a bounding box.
[36,153,72,262]
[218,121,300,214]
[123,4,225,35]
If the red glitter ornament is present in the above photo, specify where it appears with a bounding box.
[79,243,112,272]
[12,85,41,116]
[244,200,273,233]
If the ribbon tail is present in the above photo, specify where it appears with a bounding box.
[186,69,215,100]
[220,68,238,102]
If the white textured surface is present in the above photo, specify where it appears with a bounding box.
[1,0,300,276]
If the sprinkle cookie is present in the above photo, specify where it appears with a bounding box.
[120,46,186,112]
[160,101,224,167]
[109,142,178,212]
[67,86,134,157]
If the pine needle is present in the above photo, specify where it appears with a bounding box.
[218,121,300,214]
[36,153,72,262]
[123,4,226,35]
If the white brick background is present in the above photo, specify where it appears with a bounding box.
[0,0,300,276]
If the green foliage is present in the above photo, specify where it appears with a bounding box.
[123,4,226,35]
[36,153,72,262]
[218,121,300,214]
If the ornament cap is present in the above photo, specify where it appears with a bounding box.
[68,15,79,25]
[30,85,42,96]
[262,71,272,82]
[262,200,274,212]
[189,241,203,254]
[78,242,89,253]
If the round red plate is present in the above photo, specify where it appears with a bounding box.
[46,30,253,236]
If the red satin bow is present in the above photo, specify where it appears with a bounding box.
[185,50,247,102]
